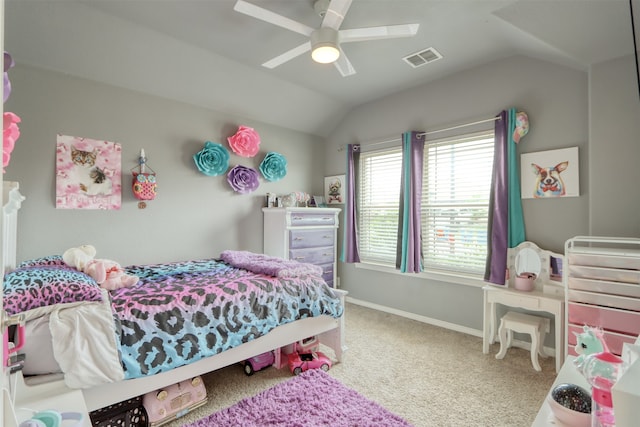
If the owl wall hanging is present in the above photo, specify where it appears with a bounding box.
[132,149,157,208]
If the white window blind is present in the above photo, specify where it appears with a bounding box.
[422,131,494,274]
[357,130,495,276]
[358,147,402,264]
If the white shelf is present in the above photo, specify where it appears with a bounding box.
[9,372,91,427]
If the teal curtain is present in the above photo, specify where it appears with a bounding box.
[507,108,525,247]
[395,131,424,273]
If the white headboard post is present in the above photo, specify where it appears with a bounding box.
[3,181,25,273]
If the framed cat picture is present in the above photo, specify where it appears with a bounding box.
[56,134,122,209]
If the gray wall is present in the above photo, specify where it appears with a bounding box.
[324,53,640,340]
[4,64,325,265]
[590,55,640,237]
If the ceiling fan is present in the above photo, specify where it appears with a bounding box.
[233,0,420,76]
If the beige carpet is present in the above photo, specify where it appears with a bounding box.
[164,303,556,427]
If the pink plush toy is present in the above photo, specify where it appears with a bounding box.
[85,259,139,290]
[63,245,139,290]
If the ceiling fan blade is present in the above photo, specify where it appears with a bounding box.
[340,23,420,43]
[234,0,315,37]
[333,49,356,76]
[322,0,353,30]
[262,42,312,69]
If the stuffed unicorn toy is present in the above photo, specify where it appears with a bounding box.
[573,325,609,374]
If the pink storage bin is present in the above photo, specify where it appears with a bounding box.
[514,273,536,291]
[568,302,640,336]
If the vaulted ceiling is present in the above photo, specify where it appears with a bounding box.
[4,0,635,136]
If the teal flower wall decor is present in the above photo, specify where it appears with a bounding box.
[259,152,287,182]
[193,141,230,176]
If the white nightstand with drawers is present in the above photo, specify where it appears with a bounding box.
[263,207,341,287]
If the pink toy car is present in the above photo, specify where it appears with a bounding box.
[243,350,275,376]
[287,350,332,375]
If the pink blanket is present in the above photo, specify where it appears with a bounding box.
[220,250,323,278]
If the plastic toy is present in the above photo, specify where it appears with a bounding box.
[288,350,331,375]
[287,336,331,375]
[142,376,207,427]
[582,351,627,427]
[243,350,275,376]
[573,325,609,374]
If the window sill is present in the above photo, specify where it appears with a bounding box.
[353,261,486,287]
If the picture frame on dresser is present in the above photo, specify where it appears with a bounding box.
[313,196,327,208]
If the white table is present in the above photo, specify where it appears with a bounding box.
[483,285,565,373]
[532,356,589,426]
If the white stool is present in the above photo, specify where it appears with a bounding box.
[495,311,550,371]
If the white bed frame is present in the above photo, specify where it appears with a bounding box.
[2,181,347,413]
[17,299,346,412]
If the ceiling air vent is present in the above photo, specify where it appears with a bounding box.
[403,47,442,68]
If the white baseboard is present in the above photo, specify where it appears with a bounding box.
[345,296,482,337]
[345,296,556,357]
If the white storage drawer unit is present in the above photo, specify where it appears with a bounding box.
[263,207,341,287]
[565,236,640,358]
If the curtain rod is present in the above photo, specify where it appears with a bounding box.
[337,115,501,151]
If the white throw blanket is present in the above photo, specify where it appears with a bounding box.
[49,289,124,388]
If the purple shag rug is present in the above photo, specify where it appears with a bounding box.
[184,369,414,427]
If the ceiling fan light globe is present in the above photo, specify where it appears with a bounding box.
[311,27,340,64]
[312,45,340,63]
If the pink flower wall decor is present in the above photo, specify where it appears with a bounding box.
[3,112,20,172]
[227,125,260,157]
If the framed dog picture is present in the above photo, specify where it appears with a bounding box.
[521,147,579,199]
[324,174,345,205]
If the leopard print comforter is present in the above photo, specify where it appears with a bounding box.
[111,259,343,379]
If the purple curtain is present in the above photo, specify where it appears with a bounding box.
[396,131,424,273]
[340,144,360,263]
[484,109,526,285]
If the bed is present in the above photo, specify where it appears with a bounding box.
[2,182,347,413]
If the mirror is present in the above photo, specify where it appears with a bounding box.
[515,247,542,277]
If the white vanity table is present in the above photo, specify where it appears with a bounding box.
[482,241,565,373]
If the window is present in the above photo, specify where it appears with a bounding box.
[358,130,494,275]
[358,147,402,264]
